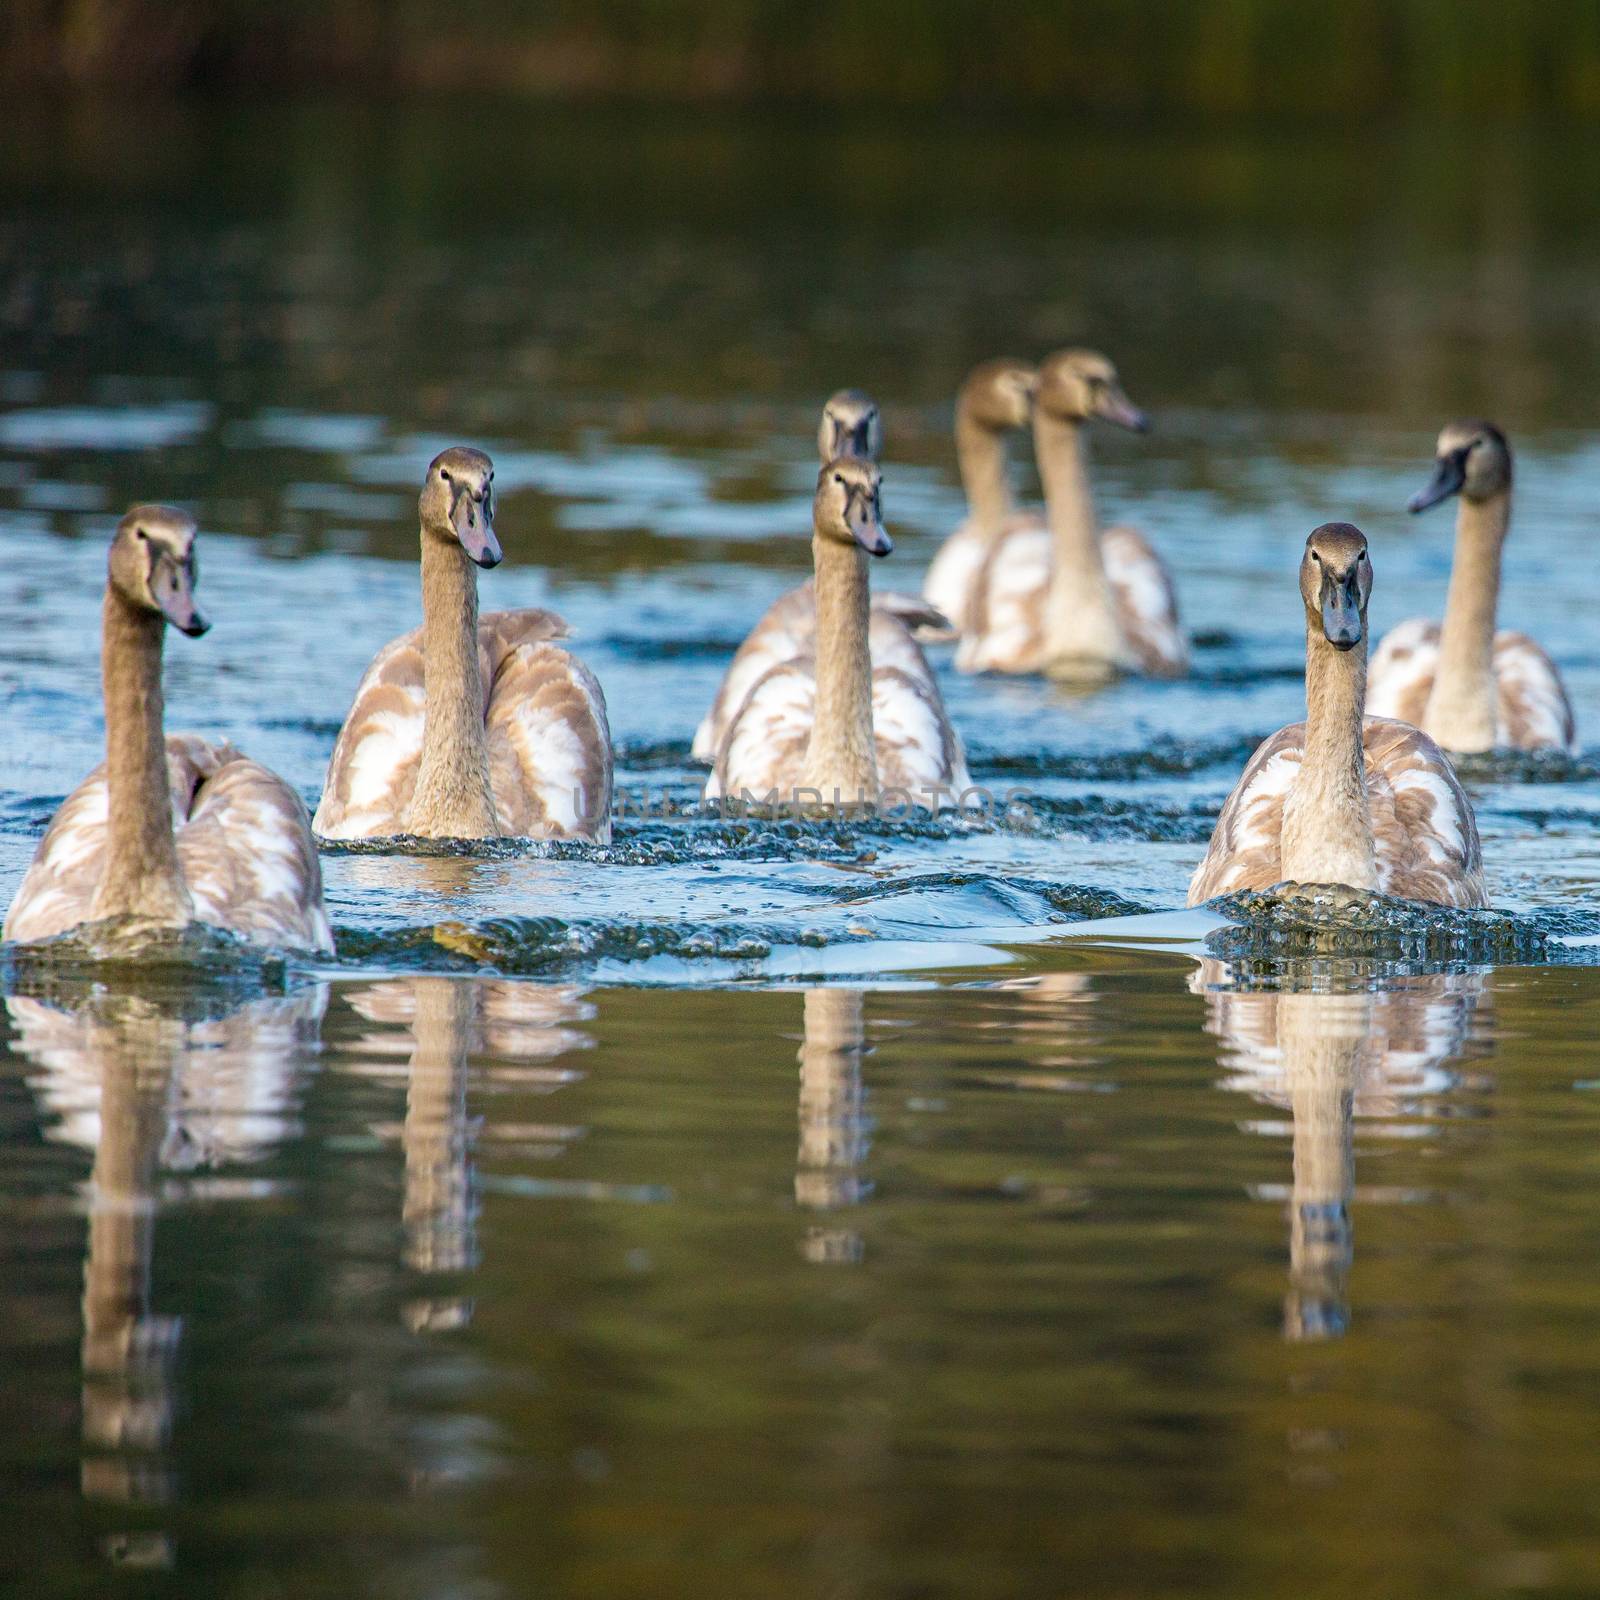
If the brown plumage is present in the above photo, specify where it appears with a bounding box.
[314,608,613,840]
[705,460,969,809]
[1189,523,1486,909]
[4,508,332,953]
[313,448,613,842]
[1368,422,1575,753]
[955,349,1186,679]
[693,389,955,764]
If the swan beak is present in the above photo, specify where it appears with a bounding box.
[1408,450,1468,514]
[1320,576,1363,650]
[152,562,210,636]
[454,494,502,568]
[851,507,893,559]
[1095,384,1150,434]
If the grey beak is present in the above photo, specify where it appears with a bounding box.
[1097,387,1150,433]
[453,492,502,568]
[1408,451,1467,514]
[1320,576,1363,650]
[152,562,210,636]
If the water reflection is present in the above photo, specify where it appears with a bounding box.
[1192,963,1492,1339]
[5,984,326,1567]
[342,978,594,1329]
[795,987,869,1264]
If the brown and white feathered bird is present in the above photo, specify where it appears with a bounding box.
[1189,523,1485,909]
[691,390,951,764]
[704,459,969,809]
[921,358,1040,635]
[1367,422,1575,754]
[314,447,613,843]
[4,508,333,953]
[957,348,1186,681]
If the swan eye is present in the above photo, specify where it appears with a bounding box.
[833,473,844,486]
[134,527,148,541]
[440,469,453,485]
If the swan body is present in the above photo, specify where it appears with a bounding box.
[314,448,613,842]
[956,519,1186,676]
[692,580,951,764]
[4,508,332,953]
[922,359,1039,634]
[705,459,969,809]
[314,608,611,840]
[1189,523,1485,909]
[956,349,1186,680]
[1367,422,1575,753]
[692,390,952,763]
[1368,619,1573,752]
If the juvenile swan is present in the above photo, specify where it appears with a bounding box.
[691,390,949,762]
[4,508,333,951]
[705,459,969,809]
[315,448,613,842]
[922,358,1039,634]
[957,348,1186,680]
[1367,422,1575,753]
[1189,523,1486,908]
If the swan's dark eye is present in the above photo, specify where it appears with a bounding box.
[833,473,844,486]
[440,469,453,485]
[135,527,148,541]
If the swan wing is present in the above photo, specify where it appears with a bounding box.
[1362,717,1486,907]
[484,638,613,843]
[692,582,818,762]
[5,738,229,944]
[175,737,334,952]
[1187,724,1304,904]
[1103,523,1188,676]
[3,767,116,943]
[872,665,970,805]
[313,627,427,839]
[956,524,1051,674]
[923,519,997,635]
[1494,630,1575,752]
[1366,618,1439,726]
[704,658,816,804]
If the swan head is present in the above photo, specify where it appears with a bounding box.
[815,458,891,558]
[109,506,209,637]
[1408,421,1513,513]
[818,390,882,464]
[1035,349,1148,432]
[1300,523,1372,651]
[420,447,500,568]
[961,359,1037,430]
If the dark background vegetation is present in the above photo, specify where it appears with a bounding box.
[9,0,1600,117]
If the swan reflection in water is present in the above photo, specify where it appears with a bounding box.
[1190,961,1493,1340]
[342,977,595,1330]
[4,983,327,1567]
[795,987,871,1264]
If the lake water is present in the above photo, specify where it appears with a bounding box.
[3,101,1600,1597]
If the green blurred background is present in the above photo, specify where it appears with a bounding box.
[11,0,1600,117]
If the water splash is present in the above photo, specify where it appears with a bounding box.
[1201,883,1598,967]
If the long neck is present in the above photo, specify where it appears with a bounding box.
[1425,493,1509,753]
[1035,411,1126,672]
[410,532,500,838]
[91,590,191,925]
[802,535,878,804]
[955,407,1014,537]
[1280,626,1378,891]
